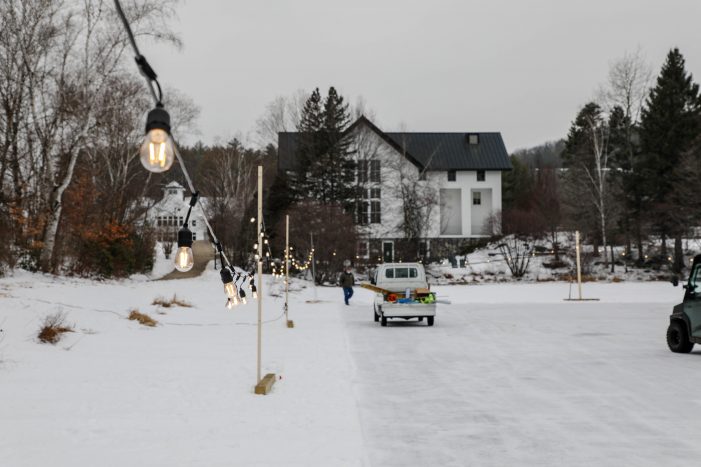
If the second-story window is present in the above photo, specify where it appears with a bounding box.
[448,170,456,182]
[477,170,485,181]
[357,160,368,183]
[370,200,381,223]
[370,160,381,183]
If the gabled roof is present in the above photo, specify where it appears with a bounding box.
[164,181,185,189]
[277,116,512,171]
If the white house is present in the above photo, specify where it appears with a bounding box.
[278,116,511,262]
[146,181,209,243]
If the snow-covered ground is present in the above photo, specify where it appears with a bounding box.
[1,270,700,466]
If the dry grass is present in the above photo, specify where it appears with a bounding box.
[611,276,624,283]
[38,312,74,344]
[151,294,192,308]
[128,309,158,327]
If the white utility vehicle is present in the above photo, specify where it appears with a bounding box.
[370,263,437,327]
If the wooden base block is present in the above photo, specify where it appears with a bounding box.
[254,373,276,395]
[287,320,295,328]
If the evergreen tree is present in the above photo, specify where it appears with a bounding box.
[294,86,354,206]
[561,102,612,259]
[640,48,701,270]
[293,88,323,198]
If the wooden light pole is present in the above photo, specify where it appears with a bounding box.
[254,165,276,394]
[285,214,294,328]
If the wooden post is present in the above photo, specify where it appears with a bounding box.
[575,230,582,300]
[311,232,317,302]
[285,215,293,328]
[257,165,263,385]
[254,165,276,394]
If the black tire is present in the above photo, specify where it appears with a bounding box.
[373,305,379,322]
[667,321,694,353]
[427,316,434,327]
[381,315,387,327]
[418,317,423,322]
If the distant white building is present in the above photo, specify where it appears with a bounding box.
[146,181,208,243]
[277,116,512,262]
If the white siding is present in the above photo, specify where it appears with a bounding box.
[350,124,503,240]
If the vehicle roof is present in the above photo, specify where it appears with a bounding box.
[378,263,424,268]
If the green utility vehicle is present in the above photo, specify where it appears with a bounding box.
[667,254,701,353]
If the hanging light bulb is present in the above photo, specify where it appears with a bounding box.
[139,105,175,173]
[239,287,247,305]
[174,225,194,272]
[221,267,236,299]
[226,298,235,310]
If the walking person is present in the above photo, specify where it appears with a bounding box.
[339,262,355,306]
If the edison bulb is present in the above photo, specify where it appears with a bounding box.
[226,298,235,310]
[140,129,175,173]
[174,246,194,272]
[224,281,237,298]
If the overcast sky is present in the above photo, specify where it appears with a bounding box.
[147,0,701,152]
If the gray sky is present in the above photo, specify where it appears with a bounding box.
[148,0,701,152]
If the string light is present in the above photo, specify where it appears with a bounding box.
[116,0,258,309]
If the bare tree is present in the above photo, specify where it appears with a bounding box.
[254,90,308,149]
[0,0,180,272]
[601,48,653,126]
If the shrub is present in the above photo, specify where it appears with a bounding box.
[38,312,74,344]
[73,222,155,278]
[128,309,158,327]
[152,294,192,308]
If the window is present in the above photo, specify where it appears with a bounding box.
[448,170,456,182]
[370,160,381,183]
[690,265,701,292]
[357,202,369,225]
[370,188,381,199]
[361,189,369,199]
[419,240,428,258]
[192,232,197,241]
[473,191,481,205]
[192,220,196,227]
[385,268,394,278]
[476,170,485,182]
[357,241,369,258]
[370,201,381,224]
[157,217,162,227]
[357,160,368,183]
[468,134,479,145]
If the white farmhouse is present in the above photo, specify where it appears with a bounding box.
[278,116,511,262]
[146,181,208,243]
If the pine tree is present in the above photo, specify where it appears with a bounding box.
[294,86,354,206]
[293,88,323,198]
[640,48,701,270]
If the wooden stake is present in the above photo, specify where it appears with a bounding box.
[576,230,582,300]
[285,215,293,328]
[257,165,263,385]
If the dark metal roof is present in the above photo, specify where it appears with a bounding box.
[277,116,512,172]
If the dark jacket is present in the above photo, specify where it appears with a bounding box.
[339,271,354,288]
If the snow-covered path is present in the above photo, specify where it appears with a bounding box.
[2,272,701,466]
[344,283,701,467]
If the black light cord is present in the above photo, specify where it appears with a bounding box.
[113,0,163,104]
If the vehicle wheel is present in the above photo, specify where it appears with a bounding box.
[667,321,694,353]
[427,316,434,327]
[373,305,379,322]
[381,315,387,327]
[418,317,423,322]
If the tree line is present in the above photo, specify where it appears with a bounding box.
[503,48,701,273]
